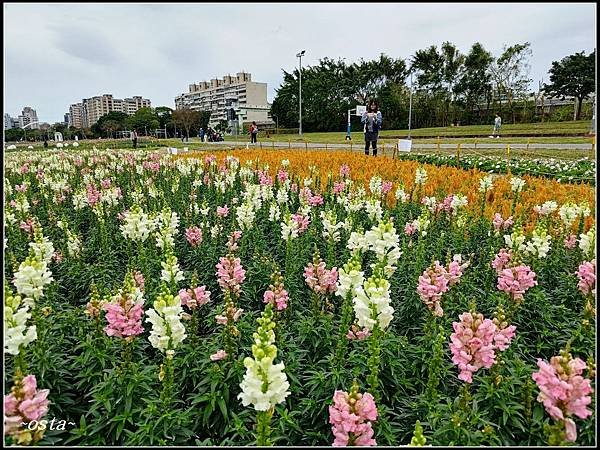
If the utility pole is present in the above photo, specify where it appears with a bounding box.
[296,50,306,136]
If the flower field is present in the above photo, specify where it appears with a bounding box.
[3,148,596,446]
[397,153,596,185]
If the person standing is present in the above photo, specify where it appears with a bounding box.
[492,114,502,138]
[249,121,258,144]
[361,100,382,156]
[131,129,138,149]
[199,127,205,142]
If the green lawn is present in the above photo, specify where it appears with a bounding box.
[224,120,593,144]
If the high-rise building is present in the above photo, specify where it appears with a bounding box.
[175,72,273,128]
[18,106,39,129]
[73,94,151,128]
[68,102,84,128]
[4,113,14,130]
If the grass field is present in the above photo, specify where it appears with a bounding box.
[225,120,594,144]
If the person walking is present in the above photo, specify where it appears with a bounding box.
[249,121,258,144]
[131,129,138,149]
[43,138,48,149]
[361,100,382,156]
[199,127,205,142]
[492,114,502,138]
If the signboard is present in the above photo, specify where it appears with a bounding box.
[168,147,178,155]
[356,105,367,116]
[398,139,412,152]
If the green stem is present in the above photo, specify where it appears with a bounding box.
[256,409,273,446]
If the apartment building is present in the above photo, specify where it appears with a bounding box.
[68,103,84,128]
[175,72,272,128]
[71,94,151,128]
[18,106,39,129]
[4,113,14,130]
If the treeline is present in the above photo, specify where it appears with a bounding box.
[270,43,595,132]
[5,107,213,142]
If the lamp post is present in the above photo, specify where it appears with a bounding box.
[296,50,306,136]
[408,68,414,140]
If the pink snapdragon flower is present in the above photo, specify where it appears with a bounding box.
[334,181,346,195]
[493,213,514,232]
[216,255,246,297]
[258,170,273,186]
[210,350,228,361]
[450,312,500,383]
[15,183,28,193]
[532,352,593,442]
[185,226,203,247]
[86,184,101,207]
[178,286,211,309]
[381,181,393,195]
[277,169,288,182]
[133,270,145,292]
[340,164,350,177]
[328,384,377,447]
[100,179,111,189]
[216,205,230,218]
[308,193,324,207]
[564,234,578,249]
[417,261,449,316]
[404,222,417,236]
[227,230,243,252]
[491,249,512,274]
[304,260,339,296]
[263,275,289,311]
[576,260,596,296]
[346,325,371,341]
[4,374,50,442]
[102,291,144,339]
[291,213,310,233]
[497,265,537,301]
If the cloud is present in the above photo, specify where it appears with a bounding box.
[3,2,596,123]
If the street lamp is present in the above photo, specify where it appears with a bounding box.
[408,66,414,140]
[296,50,306,136]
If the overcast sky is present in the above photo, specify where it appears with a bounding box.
[4,2,597,123]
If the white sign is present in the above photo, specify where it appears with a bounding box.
[398,139,412,152]
[168,147,178,155]
[356,105,367,116]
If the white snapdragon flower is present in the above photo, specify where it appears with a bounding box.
[579,229,596,258]
[335,257,365,300]
[395,187,409,203]
[369,176,383,196]
[236,202,256,231]
[4,290,37,355]
[364,199,383,222]
[365,220,402,276]
[13,256,53,306]
[145,290,187,358]
[504,230,527,253]
[509,176,526,193]
[353,276,394,331]
[478,175,494,193]
[160,254,185,285]
[450,194,468,215]
[238,306,290,411]
[347,231,369,255]
[415,167,428,186]
[534,200,558,216]
[321,210,344,243]
[268,203,281,222]
[120,206,155,242]
[280,214,299,242]
[524,229,552,259]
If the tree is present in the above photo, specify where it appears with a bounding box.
[454,42,494,123]
[412,42,464,126]
[93,111,129,137]
[489,43,533,124]
[126,107,159,135]
[172,108,201,138]
[543,50,595,120]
